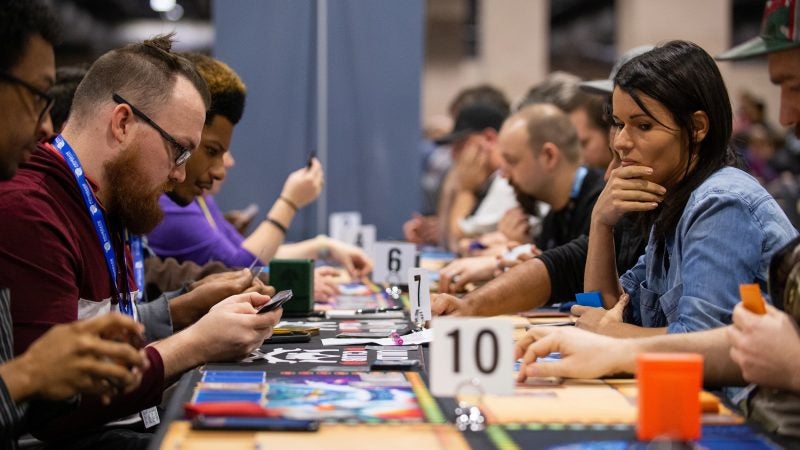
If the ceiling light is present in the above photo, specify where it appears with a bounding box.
[150,0,176,13]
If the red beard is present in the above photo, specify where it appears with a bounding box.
[103,144,171,234]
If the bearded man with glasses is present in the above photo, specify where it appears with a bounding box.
[0,32,284,448]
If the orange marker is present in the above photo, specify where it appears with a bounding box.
[739,283,766,315]
[636,353,703,441]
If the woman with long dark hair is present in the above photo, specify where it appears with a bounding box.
[579,40,797,336]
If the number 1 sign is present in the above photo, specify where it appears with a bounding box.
[430,317,514,397]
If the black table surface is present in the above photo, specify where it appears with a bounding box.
[147,316,795,450]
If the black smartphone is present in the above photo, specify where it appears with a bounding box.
[306,151,316,170]
[257,289,293,314]
[263,331,311,344]
[370,360,421,371]
[192,416,320,432]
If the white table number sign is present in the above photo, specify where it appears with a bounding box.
[372,241,416,285]
[408,268,431,322]
[431,317,514,397]
[329,212,361,245]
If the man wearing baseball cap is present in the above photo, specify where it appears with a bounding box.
[436,102,519,251]
[717,0,800,141]
[717,0,800,61]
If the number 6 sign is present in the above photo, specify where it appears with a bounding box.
[430,317,514,397]
[372,242,416,285]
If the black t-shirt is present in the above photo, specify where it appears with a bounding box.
[534,169,604,250]
[535,168,648,304]
[537,217,648,304]
[534,167,605,252]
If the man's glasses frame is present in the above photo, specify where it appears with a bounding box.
[0,72,54,125]
[112,93,192,166]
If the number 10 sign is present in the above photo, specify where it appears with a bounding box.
[430,317,514,397]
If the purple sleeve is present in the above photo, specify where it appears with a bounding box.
[147,195,257,267]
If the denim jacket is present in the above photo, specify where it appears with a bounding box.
[620,167,798,333]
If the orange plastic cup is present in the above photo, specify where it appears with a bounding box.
[636,353,703,441]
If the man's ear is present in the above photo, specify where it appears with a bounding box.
[482,127,499,144]
[691,110,710,143]
[110,104,134,145]
[539,142,561,169]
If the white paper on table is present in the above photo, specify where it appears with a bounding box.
[325,310,406,319]
[321,328,433,346]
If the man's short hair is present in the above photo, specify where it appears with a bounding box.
[70,34,211,125]
[182,53,246,126]
[515,103,581,163]
[0,0,59,72]
[518,71,587,113]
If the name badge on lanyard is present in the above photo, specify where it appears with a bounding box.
[53,135,142,317]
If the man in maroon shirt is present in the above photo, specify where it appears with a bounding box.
[0,34,282,446]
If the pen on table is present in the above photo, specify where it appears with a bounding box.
[356,306,403,314]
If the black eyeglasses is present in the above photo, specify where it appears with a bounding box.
[112,93,192,166]
[0,72,54,124]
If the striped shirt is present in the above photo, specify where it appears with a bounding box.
[0,288,25,449]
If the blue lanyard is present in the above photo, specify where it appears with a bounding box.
[570,166,588,200]
[129,234,145,302]
[53,135,138,316]
[544,165,590,251]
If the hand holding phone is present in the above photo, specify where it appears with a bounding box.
[257,289,293,314]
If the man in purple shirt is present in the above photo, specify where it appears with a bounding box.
[147,53,373,300]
